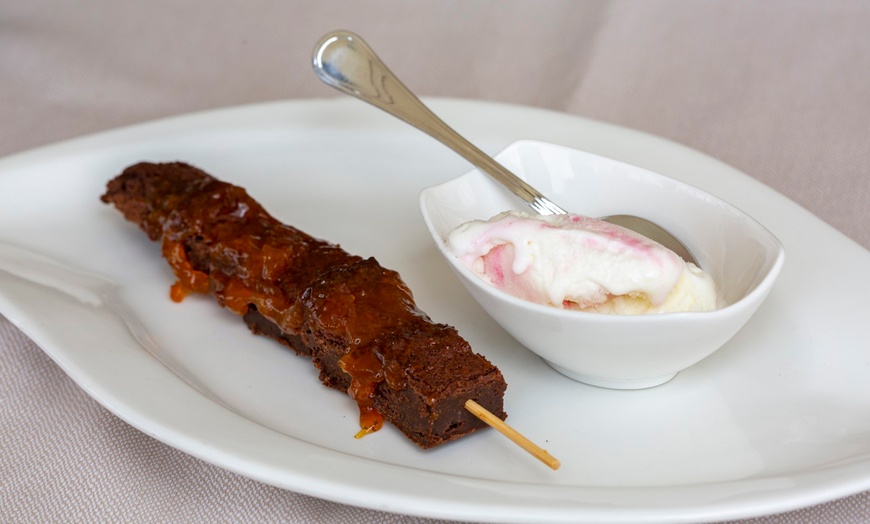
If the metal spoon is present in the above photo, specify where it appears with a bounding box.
[312,30,697,265]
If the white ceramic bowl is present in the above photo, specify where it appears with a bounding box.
[420,140,785,389]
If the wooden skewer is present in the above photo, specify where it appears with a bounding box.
[464,399,560,470]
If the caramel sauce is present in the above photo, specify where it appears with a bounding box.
[155,178,428,436]
[339,347,385,437]
[162,240,209,301]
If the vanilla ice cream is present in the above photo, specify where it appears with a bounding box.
[446,211,718,314]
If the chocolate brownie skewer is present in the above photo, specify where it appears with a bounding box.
[101,162,507,449]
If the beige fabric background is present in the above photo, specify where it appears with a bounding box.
[2,1,868,522]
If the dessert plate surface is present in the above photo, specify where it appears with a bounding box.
[0,98,868,523]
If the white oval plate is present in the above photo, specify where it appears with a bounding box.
[0,99,868,523]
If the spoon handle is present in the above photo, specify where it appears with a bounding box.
[312,30,566,216]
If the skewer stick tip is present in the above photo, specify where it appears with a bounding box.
[464,399,560,470]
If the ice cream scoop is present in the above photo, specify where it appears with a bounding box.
[447,211,718,314]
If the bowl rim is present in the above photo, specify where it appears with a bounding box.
[419,139,786,324]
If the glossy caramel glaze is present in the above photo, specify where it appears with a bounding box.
[101,162,507,447]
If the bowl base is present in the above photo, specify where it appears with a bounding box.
[545,361,677,390]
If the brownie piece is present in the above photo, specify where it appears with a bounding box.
[101,162,507,448]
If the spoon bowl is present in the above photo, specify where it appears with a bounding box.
[312,30,698,265]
